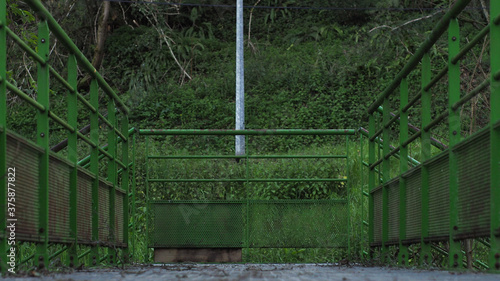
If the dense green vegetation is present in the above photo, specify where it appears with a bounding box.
[5,0,493,266]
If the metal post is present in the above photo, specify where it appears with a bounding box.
[235,0,245,156]
[368,114,376,256]
[398,78,409,266]
[382,99,390,262]
[489,0,500,273]
[448,18,463,270]
[131,132,137,262]
[90,79,100,264]
[346,135,351,259]
[35,19,50,269]
[67,54,78,267]
[121,114,129,263]
[145,136,150,263]
[420,53,431,265]
[107,101,116,264]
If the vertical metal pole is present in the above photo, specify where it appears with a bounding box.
[0,0,7,273]
[382,99,390,262]
[107,102,116,264]
[489,0,500,273]
[235,0,245,156]
[420,53,431,265]
[121,114,129,263]
[360,131,367,259]
[399,78,409,266]
[131,132,137,262]
[145,136,150,263]
[346,135,351,259]
[368,114,376,257]
[448,18,463,270]
[90,79,100,264]
[67,54,78,267]
[35,19,50,269]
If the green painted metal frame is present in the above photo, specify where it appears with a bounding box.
[490,0,500,273]
[365,0,500,272]
[0,0,134,272]
[141,129,354,260]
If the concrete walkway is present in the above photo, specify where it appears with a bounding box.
[3,264,499,281]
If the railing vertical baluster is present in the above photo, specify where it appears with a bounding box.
[448,17,462,270]
[368,114,376,257]
[399,78,409,266]
[382,99,390,261]
[490,0,500,273]
[90,79,100,264]
[421,53,431,265]
[35,19,50,269]
[360,131,365,259]
[107,101,116,264]
[346,135,351,259]
[130,132,137,262]
[0,0,7,273]
[67,54,78,267]
[145,136,150,263]
[121,114,129,263]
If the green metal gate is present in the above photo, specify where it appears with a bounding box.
[141,129,354,261]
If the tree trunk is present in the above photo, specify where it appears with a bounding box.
[78,1,110,90]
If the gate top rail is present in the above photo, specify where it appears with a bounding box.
[139,129,356,136]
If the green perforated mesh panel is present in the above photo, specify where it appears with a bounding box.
[456,129,490,238]
[149,199,347,248]
[387,179,400,244]
[405,167,421,241]
[428,152,450,239]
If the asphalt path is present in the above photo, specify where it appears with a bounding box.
[3,264,499,281]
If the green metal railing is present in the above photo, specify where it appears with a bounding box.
[0,0,134,272]
[365,0,500,272]
[140,129,355,262]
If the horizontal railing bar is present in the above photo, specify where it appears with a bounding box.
[369,128,383,142]
[5,26,45,64]
[148,155,348,159]
[367,0,472,114]
[6,80,46,112]
[402,130,422,148]
[78,128,135,166]
[385,112,400,129]
[423,111,448,132]
[49,111,75,133]
[77,131,97,148]
[49,65,74,92]
[363,220,369,226]
[424,66,448,92]
[97,112,127,141]
[369,158,383,170]
[76,93,97,113]
[117,162,133,175]
[115,159,126,170]
[451,23,490,65]
[148,178,347,183]
[151,199,348,204]
[363,191,369,197]
[98,146,114,161]
[360,127,421,166]
[139,129,356,136]
[49,246,68,260]
[78,249,91,260]
[98,112,122,138]
[376,107,448,150]
[24,0,129,114]
[384,145,401,160]
[452,79,490,111]
[402,92,422,113]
